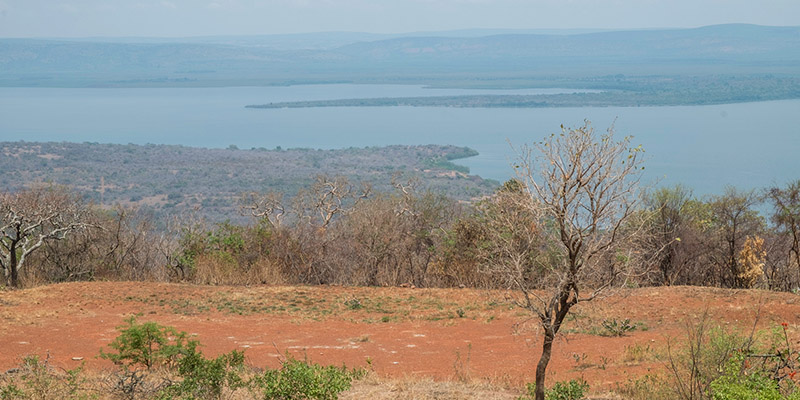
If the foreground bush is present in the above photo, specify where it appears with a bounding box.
[518,379,588,400]
[99,315,194,371]
[0,355,92,400]
[0,317,360,400]
[709,353,798,400]
[617,319,800,400]
[251,357,364,400]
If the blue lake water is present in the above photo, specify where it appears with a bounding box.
[1,85,798,196]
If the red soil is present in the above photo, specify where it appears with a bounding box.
[1,282,799,393]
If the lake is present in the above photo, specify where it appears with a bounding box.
[1,85,798,196]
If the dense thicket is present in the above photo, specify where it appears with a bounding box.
[4,177,799,291]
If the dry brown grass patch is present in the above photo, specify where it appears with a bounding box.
[341,372,520,400]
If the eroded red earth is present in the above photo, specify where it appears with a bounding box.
[2,282,799,393]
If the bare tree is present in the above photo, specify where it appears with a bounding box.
[295,175,371,228]
[239,191,287,229]
[1,187,90,287]
[32,206,168,283]
[512,121,644,400]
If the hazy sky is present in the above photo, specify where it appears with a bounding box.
[1,0,798,38]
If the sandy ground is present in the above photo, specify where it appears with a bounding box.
[2,282,799,394]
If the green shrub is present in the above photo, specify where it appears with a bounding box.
[518,379,589,400]
[0,355,95,400]
[710,370,781,399]
[655,318,800,400]
[251,357,362,400]
[707,323,800,400]
[0,384,24,400]
[156,343,246,400]
[99,315,194,370]
[665,318,748,400]
[600,318,636,337]
[98,318,363,399]
[708,352,800,400]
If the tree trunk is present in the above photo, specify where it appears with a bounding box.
[9,244,19,288]
[534,327,555,400]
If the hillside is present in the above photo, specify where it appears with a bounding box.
[0,142,496,222]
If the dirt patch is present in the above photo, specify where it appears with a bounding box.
[1,282,798,395]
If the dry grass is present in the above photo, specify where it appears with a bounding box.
[341,372,521,400]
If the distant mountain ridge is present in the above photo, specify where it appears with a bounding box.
[1,24,798,87]
[336,24,800,61]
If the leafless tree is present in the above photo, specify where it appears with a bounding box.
[391,173,421,216]
[239,191,286,229]
[34,206,165,283]
[1,187,91,287]
[511,121,644,400]
[295,175,371,228]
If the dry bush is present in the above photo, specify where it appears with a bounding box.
[737,236,766,289]
[192,252,242,285]
[1,186,91,288]
[245,185,464,288]
[614,374,674,400]
[190,254,285,286]
[21,206,169,287]
[762,231,800,291]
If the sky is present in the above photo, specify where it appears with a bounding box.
[0,0,798,38]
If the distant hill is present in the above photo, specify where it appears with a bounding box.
[45,29,613,50]
[336,24,800,67]
[0,142,496,222]
[1,24,798,87]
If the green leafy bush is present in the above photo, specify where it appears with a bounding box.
[99,315,194,370]
[251,357,362,400]
[518,379,589,400]
[708,323,800,400]
[709,354,788,400]
[156,343,246,400]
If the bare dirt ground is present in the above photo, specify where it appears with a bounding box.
[2,282,799,397]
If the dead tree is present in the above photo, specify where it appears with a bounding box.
[512,121,644,400]
[296,175,371,228]
[240,191,286,229]
[1,187,90,287]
